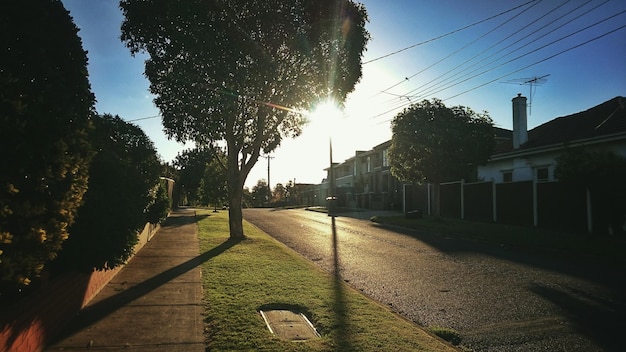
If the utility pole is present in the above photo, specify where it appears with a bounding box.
[261,154,274,205]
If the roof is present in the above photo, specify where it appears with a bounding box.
[493,96,626,155]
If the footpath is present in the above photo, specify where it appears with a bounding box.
[45,208,205,351]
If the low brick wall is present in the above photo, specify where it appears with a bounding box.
[0,222,160,352]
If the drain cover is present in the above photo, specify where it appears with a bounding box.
[259,310,320,341]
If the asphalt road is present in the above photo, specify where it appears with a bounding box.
[243,208,626,352]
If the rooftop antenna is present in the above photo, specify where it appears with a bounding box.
[502,74,550,115]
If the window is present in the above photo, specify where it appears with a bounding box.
[502,170,513,182]
[366,156,371,172]
[536,167,549,182]
[382,149,389,167]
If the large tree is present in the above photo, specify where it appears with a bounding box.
[389,99,494,215]
[120,0,369,239]
[0,0,94,289]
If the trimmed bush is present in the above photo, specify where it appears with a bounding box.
[55,114,161,271]
[0,0,94,291]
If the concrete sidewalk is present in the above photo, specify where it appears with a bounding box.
[46,208,204,351]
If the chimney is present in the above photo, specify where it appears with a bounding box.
[512,93,528,149]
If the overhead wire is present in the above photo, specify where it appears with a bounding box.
[442,23,626,101]
[368,22,626,124]
[362,0,540,65]
[378,0,542,95]
[368,1,621,121]
[127,115,160,122]
[406,0,605,101]
[404,0,577,100]
[411,8,626,100]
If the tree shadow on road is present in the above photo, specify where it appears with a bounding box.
[530,283,625,351]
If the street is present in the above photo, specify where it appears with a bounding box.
[243,208,625,352]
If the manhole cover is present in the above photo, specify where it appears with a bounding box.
[259,310,320,341]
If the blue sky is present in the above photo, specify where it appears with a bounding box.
[61,0,626,189]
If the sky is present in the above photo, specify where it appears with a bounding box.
[60,0,626,189]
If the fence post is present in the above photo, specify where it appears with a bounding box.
[492,181,497,222]
[427,183,431,216]
[586,187,593,233]
[460,179,465,220]
[402,184,407,213]
[533,179,538,227]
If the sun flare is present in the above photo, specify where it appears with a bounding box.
[309,99,344,123]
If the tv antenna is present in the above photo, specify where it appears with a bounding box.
[502,74,550,115]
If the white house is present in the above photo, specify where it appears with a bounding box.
[478,95,626,183]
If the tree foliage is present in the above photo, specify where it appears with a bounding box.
[174,147,215,206]
[251,179,270,208]
[272,183,287,203]
[120,0,370,239]
[0,0,94,288]
[145,180,171,225]
[285,180,298,205]
[555,148,626,235]
[197,151,228,209]
[389,99,495,184]
[55,114,162,271]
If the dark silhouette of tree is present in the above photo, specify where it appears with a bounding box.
[174,147,215,206]
[272,183,287,204]
[285,180,298,205]
[120,0,370,239]
[251,179,270,208]
[197,151,228,211]
[0,0,94,290]
[145,180,172,225]
[556,148,626,236]
[55,114,162,271]
[389,99,494,216]
[242,187,253,209]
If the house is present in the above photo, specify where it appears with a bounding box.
[473,94,626,233]
[320,140,404,211]
[315,95,625,232]
[478,95,626,183]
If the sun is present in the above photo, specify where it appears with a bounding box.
[309,99,344,123]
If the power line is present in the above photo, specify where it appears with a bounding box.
[370,22,626,124]
[376,0,541,94]
[369,4,623,119]
[419,9,626,99]
[405,0,606,101]
[362,0,540,65]
[380,0,543,96]
[403,0,578,100]
[443,23,625,101]
[127,115,160,122]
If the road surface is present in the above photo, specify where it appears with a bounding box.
[243,208,625,352]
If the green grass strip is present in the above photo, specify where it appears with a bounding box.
[197,210,457,352]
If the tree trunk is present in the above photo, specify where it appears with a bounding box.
[228,186,245,240]
[227,149,246,240]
